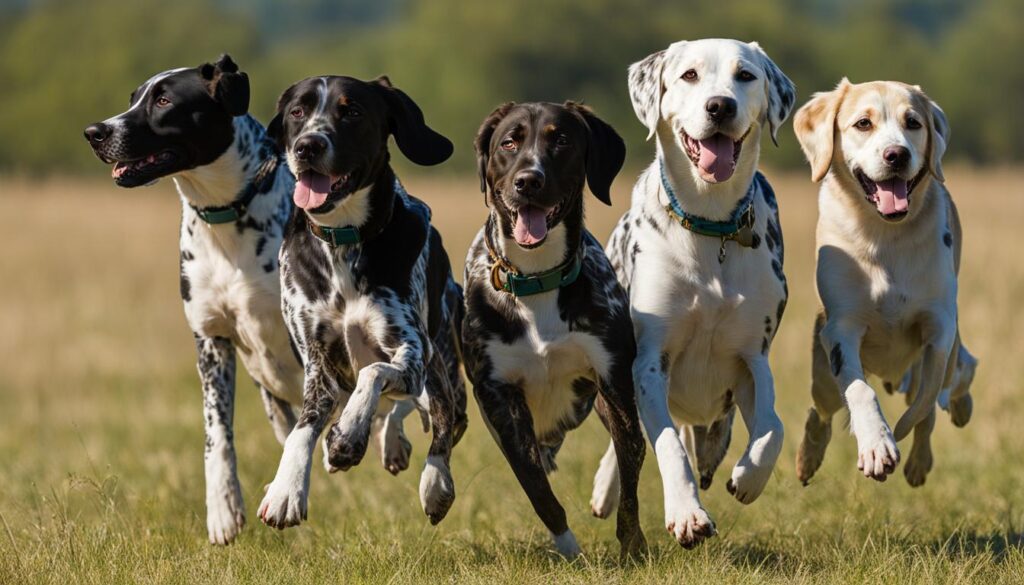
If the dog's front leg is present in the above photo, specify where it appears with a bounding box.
[195,335,244,545]
[475,379,581,559]
[820,319,899,480]
[728,356,784,504]
[325,303,426,472]
[897,312,955,486]
[633,331,715,548]
[258,345,343,529]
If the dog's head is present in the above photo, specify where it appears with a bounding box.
[268,75,452,214]
[628,39,795,184]
[84,54,250,188]
[794,79,949,222]
[474,102,625,249]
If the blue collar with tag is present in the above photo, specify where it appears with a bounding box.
[484,222,584,297]
[189,154,280,225]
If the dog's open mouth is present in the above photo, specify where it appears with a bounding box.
[511,201,563,248]
[293,170,356,211]
[854,168,922,221]
[108,151,178,185]
[681,127,750,183]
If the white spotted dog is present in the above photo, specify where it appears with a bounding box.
[792,79,978,487]
[591,39,796,549]
[258,75,467,529]
[83,55,303,545]
[463,102,647,560]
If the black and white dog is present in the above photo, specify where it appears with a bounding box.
[257,75,467,528]
[463,102,647,559]
[591,39,796,548]
[83,55,303,545]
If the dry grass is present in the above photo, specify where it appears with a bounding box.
[0,168,1022,584]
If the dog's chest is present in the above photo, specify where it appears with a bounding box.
[181,222,300,402]
[485,295,608,437]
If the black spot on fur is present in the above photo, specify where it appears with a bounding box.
[263,260,275,273]
[661,352,670,373]
[771,259,784,281]
[830,344,844,377]
[761,337,768,355]
[256,236,267,256]
[943,232,953,247]
[751,232,761,249]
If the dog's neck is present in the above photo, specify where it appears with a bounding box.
[488,197,582,276]
[173,115,270,210]
[655,122,762,221]
[306,163,397,238]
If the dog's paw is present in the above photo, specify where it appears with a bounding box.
[949,394,973,428]
[618,526,648,562]
[419,455,455,525]
[551,530,583,560]
[665,502,716,549]
[379,424,412,476]
[325,423,369,472]
[903,443,933,487]
[856,429,900,481]
[257,476,307,529]
[726,421,782,504]
[206,482,245,545]
[796,408,832,486]
[589,446,620,519]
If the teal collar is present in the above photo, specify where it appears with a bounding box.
[484,227,584,297]
[660,160,757,262]
[189,154,279,224]
[307,220,363,246]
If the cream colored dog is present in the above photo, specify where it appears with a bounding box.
[793,79,977,487]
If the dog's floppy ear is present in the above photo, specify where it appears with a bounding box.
[200,54,250,117]
[749,42,796,147]
[628,49,667,140]
[794,78,850,182]
[927,98,949,183]
[266,85,295,151]
[567,102,626,206]
[473,102,516,194]
[372,76,453,167]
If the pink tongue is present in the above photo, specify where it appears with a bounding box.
[293,171,332,210]
[876,179,909,215]
[513,205,549,246]
[697,134,736,182]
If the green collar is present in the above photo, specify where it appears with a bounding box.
[307,220,363,246]
[660,160,759,262]
[189,154,279,224]
[484,229,584,297]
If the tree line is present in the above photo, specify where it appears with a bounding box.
[0,0,1020,175]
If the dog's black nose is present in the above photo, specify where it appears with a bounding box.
[294,135,328,162]
[84,123,110,144]
[883,146,910,169]
[513,169,545,195]
[705,96,737,122]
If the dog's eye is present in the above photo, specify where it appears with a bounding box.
[290,107,304,119]
[682,69,698,82]
[906,117,922,130]
[155,96,171,108]
[854,118,873,131]
[555,134,569,147]
[736,70,756,82]
[500,139,517,152]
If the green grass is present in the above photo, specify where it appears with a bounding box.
[1,172,1022,584]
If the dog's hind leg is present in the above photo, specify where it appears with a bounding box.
[943,335,977,428]
[417,351,459,525]
[196,335,244,545]
[374,401,414,476]
[693,408,735,491]
[258,383,297,446]
[903,403,936,487]
[590,439,620,520]
[797,313,846,485]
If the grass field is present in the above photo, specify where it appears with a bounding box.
[1,169,1022,584]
